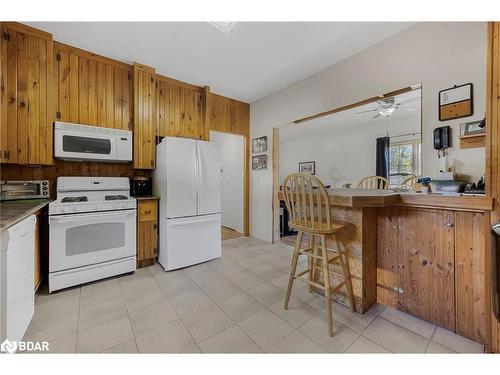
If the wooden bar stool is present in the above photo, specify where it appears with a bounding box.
[282,173,355,337]
[357,175,390,189]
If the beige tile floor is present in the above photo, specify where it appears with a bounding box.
[24,237,485,354]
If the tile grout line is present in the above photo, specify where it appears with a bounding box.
[423,325,438,353]
[117,273,141,354]
[148,265,203,353]
[74,287,82,353]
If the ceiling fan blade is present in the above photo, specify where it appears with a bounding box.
[355,109,378,114]
[397,97,420,106]
[372,113,382,119]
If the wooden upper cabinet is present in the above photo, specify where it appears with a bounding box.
[54,43,133,130]
[209,93,249,136]
[133,63,156,169]
[0,22,54,165]
[157,75,205,140]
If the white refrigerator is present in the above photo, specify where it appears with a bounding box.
[153,137,222,271]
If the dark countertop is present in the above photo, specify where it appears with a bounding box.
[0,199,52,231]
[133,196,160,201]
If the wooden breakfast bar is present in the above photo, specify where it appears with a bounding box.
[278,188,493,344]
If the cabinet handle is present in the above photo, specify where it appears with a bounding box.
[445,222,454,228]
[144,209,151,214]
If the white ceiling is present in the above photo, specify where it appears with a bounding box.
[280,89,421,141]
[27,22,415,103]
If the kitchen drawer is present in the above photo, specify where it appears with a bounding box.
[138,201,157,222]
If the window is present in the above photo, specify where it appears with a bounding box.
[389,139,421,187]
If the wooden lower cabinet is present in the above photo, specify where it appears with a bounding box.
[397,208,455,330]
[454,211,487,342]
[377,207,488,343]
[136,199,158,268]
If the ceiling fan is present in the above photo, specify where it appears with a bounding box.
[355,96,419,119]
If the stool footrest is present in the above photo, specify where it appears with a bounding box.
[293,274,346,294]
[294,275,325,290]
[312,265,343,278]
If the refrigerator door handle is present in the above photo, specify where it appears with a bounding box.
[194,143,200,215]
[196,143,202,215]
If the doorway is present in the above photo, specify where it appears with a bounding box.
[210,131,245,237]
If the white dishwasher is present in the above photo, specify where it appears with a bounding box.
[0,215,36,345]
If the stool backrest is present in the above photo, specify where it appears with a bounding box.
[282,173,331,230]
[401,175,417,188]
[357,175,390,189]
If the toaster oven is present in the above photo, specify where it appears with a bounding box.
[0,180,50,201]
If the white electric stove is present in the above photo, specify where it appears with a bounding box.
[48,177,137,293]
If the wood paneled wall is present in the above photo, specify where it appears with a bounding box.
[0,162,150,198]
[487,22,500,353]
[55,42,133,130]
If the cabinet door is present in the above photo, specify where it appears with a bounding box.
[137,200,158,268]
[157,79,204,140]
[398,208,455,330]
[0,22,54,165]
[454,211,487,343]
[133,63,156,169]
[55,43,133,130]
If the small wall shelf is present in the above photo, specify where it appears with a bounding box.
[459,133,485,149]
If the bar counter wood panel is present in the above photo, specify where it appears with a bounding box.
[377,206,488,342]
[278,188,491,342]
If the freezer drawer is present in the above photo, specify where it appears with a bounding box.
[159,213,221,271]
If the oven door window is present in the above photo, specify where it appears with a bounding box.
[65,222,125,256]
[62,135,112,155]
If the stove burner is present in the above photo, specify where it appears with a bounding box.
[105,195,128,201]
[61,196,88,203]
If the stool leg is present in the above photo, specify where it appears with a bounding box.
[321,235,334,337]
[308,234,315,292]
[335,237,355,312]
[284,231,303,310]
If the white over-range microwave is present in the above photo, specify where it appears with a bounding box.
[54,122,132,162]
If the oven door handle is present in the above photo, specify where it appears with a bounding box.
[50,209,136,222]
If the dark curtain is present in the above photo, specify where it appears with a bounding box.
[376,136,390,183]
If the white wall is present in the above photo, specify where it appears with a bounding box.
[279,94,421,188]
[210,131,244,233]
[250,22,487,242]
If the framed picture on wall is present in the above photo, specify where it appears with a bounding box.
[299,161,315,175]
[252,154,268,170]
[438,83,473,121]
[252,136,268,154]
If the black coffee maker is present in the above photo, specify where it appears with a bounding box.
[130,176,152,197]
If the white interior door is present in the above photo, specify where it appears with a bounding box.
[210,131,244,233]
[164,137,197,218]
[196,140,222,216]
